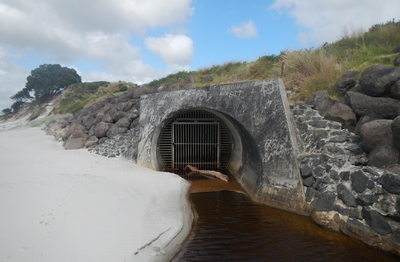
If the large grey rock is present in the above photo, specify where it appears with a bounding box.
[82,115,96,130]
[393,116,400,151]
[393,44,400,53]
[308,91,333,116]
[115,117,131,128]
[62,122,87,141]
[341,218,381,248]
[360,119,393,153]
[85,135,99,147]
[45,118,69,140]
[106,125,128,138]
[337,183,357,207]
[358,65,400,97]
[368,139,400,168]
[362,208,392,235]
[125,108,139,121]
[64,133,88,150]
[341,69,359,80]
[345,91,400,119]
[333,78,357,94]
[353,116,376,136]
[379,172,400,194]
[357,195,379,206]
[324,102,356,131]
[96,103,111,118]
[391,80,400,99]
[351,170,369,193]
[93,122,113,138]
[109,108,126,122]
[102,113,114,123]
[311,191,337,211]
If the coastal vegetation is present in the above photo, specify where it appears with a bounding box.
[2,20,399,116]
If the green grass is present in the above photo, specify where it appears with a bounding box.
[23,19,400,116]
[54,81,138,114]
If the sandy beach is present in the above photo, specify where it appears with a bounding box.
[0,124,192,261]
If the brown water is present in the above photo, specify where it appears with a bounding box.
[173,179,399,261]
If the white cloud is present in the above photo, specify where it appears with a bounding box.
[0,47,29,110]
[145,34,194,72]
[271,0,400,46]
[230,21,258,38]
[0,0,194,109]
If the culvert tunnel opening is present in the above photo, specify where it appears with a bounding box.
[158,109,234,180]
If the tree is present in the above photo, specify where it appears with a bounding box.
[13,64,82,101]
[2,108,12,115]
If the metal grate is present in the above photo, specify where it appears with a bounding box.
[158,110,233,178]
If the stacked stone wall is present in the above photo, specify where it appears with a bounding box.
[292,104,400,256]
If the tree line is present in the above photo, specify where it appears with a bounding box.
[2,64,81,115]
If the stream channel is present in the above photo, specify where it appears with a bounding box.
[172,177,399,261]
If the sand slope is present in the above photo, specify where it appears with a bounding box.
[0,127,192,261]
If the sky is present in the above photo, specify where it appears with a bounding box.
[1,0,400,110]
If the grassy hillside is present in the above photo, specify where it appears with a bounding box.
[7,19,396,118]
[54,81,137,114]
[145,20,400,103]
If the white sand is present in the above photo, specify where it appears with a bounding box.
[0,126,192,261]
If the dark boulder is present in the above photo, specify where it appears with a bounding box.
[393,44,400,53]
[341,69,359,80]
[106,125,128,138]
[368,139,400,168]
[125,109,139,122]
[115,117,131,128]
[308,91,333,116]
[357,195,379,206]
[301,165,313,178]
[96,104,112,118]
[93,122,113,138]
[358,65,400,97]
[333,77,357,94]
[391,80,400,99]
[392,116,400,151]
[337,184,357,207]
[353,116,376,136]
[102,113,114,123]
[360,119,393,153]
[311,191,337,211]
[362,208,392,235]
[351,170,369,193]
[345,91,400,119]
[324,102,356,131]
[109,108,126,122]
[82,115,96,130]
[379,172,400,194]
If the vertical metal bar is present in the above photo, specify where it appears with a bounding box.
[172,123,175,169]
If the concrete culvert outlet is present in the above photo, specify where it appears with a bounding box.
[157,109,236,179]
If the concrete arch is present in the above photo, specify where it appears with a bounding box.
[150,107,263,185]
[137,79,307,215]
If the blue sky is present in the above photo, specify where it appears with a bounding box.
[1,0,399,110]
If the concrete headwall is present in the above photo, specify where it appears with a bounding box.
[137,79,307,214]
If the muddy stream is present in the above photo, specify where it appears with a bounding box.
[172,178,399,261]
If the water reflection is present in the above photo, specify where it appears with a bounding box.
[174,189,398,261]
